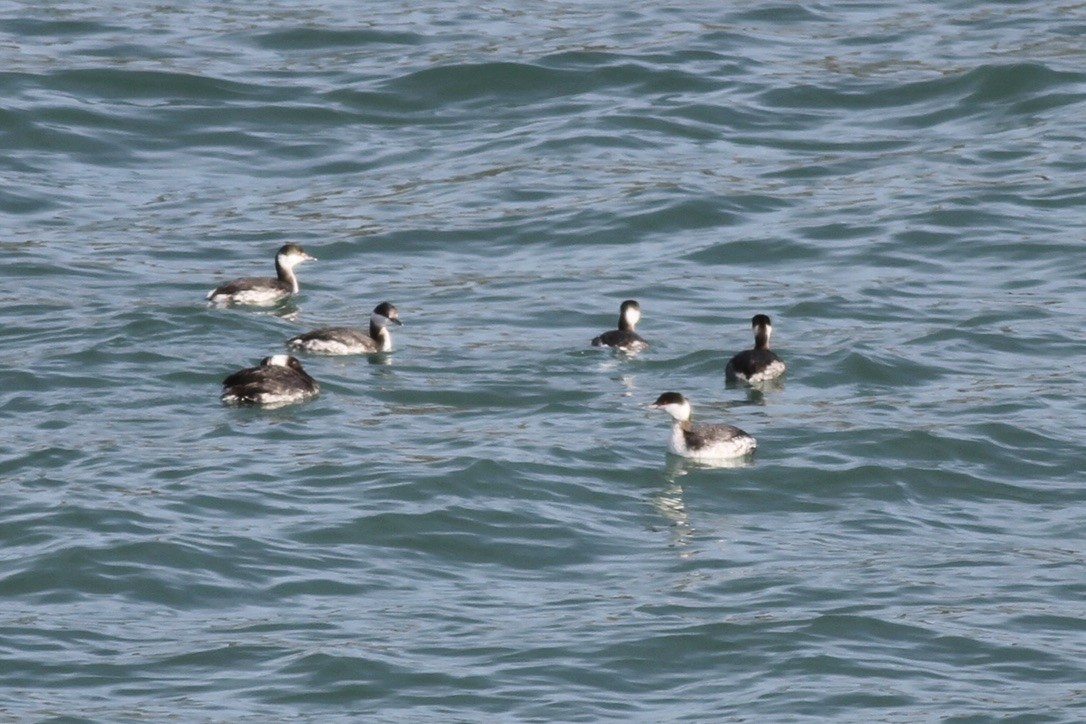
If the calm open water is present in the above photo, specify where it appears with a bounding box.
[2,1,1085,721]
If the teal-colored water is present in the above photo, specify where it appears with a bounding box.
[2,2,1085,720]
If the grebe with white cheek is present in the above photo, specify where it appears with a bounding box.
[207,244,316,306]
[725,314,785,384]
[650,392,756,460]
[287,302,403,355]
[592,300,649,352]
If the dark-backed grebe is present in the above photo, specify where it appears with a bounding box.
[651,391,756,459]
[286,302,402,355]
[592,299,649,352]
[220,354,319,405]
[725,314,785,384]
[207,244,316,305]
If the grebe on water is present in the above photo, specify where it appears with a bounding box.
[287,302,402,355]
[592,300,649,352]
[220,354,319,405]
[207,244,316,305]
[650,392,756,460]
[725,314,785,384]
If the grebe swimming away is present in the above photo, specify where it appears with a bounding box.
[725,314,785,384]
[220,354,319,405]
[207,244,316,305]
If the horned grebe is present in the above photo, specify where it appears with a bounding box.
[725,314,785,384]
[220,354,319,405]
[592,300,649,352]
[207,244,316,305]
[286,302,402,355]
[651,392,756,460]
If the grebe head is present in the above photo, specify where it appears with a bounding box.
[619,299,642,331]
[260,354,305,372]
[751,314,772,348]
[651,391,692,422]
[276,244,316,270]
[372,301,403,328]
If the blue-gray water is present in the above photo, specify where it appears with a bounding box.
[2,1,1085,720]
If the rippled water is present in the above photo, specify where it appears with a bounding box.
[2,1,1086,720]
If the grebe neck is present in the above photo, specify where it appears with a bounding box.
[275,258,300,293]
[369,319,393,351]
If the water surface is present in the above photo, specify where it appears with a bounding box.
[1,1,1085,720]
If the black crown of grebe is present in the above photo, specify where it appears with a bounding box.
[220,354,320,406]
[207,243,316,305]
[592,299,649,352]
[725,314,786,384]
[651,391,756,460]
[286,301,403,355]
